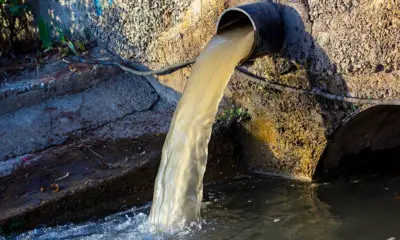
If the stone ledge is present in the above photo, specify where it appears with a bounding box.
[0,65,120,116]
[0,126,243,235]
[0,48,123,116]
[0,71,159,164]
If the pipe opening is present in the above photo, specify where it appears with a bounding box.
[217,9,256,33]
[217,9,257,64]
[216,2,285,62]
[314,105,400,182]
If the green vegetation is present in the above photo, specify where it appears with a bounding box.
[218,105,251,125]
[1,0,85,57]
[0,0,32,55]
[351,104,359,112]
[37,16,51,49]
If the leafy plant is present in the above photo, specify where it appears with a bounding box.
[67,41,78,55]
[351,104,359,112]
[0,0,32,55]
[219,105,251,125]
[38,16,51,49]
[75,40,85,52]
[55,25,67,43]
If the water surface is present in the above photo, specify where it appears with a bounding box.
[7,174,400,240]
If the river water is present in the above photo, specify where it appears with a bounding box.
[8,173,400,240]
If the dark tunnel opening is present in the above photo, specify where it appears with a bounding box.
[314,105,400,182]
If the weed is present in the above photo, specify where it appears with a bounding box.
[38,16,51,49]
[218,105,251,125]
[0,0,32,55]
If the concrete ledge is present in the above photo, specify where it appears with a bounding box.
[0,48,124,116]
[0,72,159,164]
[0,127,243,235]
[0,47,183,178]
[0,65,120,116]
[0,109,173,178]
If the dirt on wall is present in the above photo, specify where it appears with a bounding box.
[27,0,400,179]
[146,0,400,179]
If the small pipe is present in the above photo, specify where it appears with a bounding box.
[216,1,285,63]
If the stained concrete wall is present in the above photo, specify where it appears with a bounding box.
[0,44,184,177]
[26,0,400,179]
[0,73,157,161]
[229,0,400,179]
[0,69,171,177]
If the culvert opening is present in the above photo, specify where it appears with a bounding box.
[314,105,400,181]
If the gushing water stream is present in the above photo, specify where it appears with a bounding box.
[149,24,255,230]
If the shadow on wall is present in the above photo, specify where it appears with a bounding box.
[276,3,352,136]
[233,2,355,178]
[278,4,400,180]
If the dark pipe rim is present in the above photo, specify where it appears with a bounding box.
[217,7,257,32]
[216,7,258,63]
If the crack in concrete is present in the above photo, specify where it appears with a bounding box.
[0,93,162,169]
[77,94,162,140]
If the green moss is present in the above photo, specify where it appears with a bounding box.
[248,93,327,178]
[278,70,309,88]
[251,55,277,80]
[249,116,278,146]
[231,51,333,178]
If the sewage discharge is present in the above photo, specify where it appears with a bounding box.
[148,0,285,230]
[149,24,255,230]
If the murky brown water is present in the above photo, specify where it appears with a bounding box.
[9,174,400,240]
[199,175,400,240]
[149,24,254,230]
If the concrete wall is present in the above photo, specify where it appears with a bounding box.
[229,0,400,179]
[27,0,400,179]
[29,0,193,59]
[0,44,185,177]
